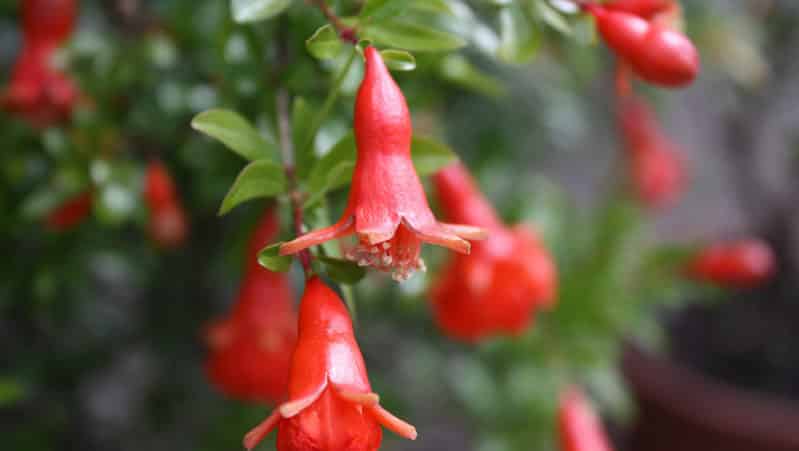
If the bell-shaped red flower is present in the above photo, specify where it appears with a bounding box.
[243,276,417,451]
[45,190,92,231]
[279,46,483,281]
[205,208,297,404]
[585,4,699,87]
[686,238,775,288]
[558,387,614,451]
[144,160,188,248]
[430,163,557,342]
[619,95,685,208]
[2,0,79,126]
[602,0,672,19]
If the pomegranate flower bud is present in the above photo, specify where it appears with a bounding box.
[243,277,417,451]
[23,0,77,45]
[430,163,557,342]
[602,0,672,19]
[686,238,775,288]
[144,160,188,248]
[279,46,484,282]
[205,208,297,404]
[45,190,92,231]
[586,5,699,87]
[619,96,685,208]
[558,387,614,451]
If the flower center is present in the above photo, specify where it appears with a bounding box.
[345,223,426,282]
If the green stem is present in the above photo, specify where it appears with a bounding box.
[300,47,358,159]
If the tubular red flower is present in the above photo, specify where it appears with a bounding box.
[45,190,92,231]
[205,208,297,404]
[558,387,614,451]
[686,239,775,288]
[586,5,699,87]
[430,163,557,342]
[144,160,188,248]
[619,96,685,208]
[602,0,672,19]
[2,0,79,126]
[279,46,484,281]
[243,276,417,451]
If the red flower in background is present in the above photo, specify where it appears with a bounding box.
[244,276,417,451]
[430,163,557,342]
[2,0,80,127]
[45,190,92,231]
[205,208,297,404]
[584,3,699,87]
[279,46,484,281]
[558,387,614,451]
[602,0,672,19]
[618,94,685,209]
[686,238,775,288]
[144,160,188,249]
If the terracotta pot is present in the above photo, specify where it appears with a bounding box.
[622,343,799,451]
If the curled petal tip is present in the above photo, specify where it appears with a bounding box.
[371,404,418,440]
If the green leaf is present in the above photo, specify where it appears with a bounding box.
[360,0,450,19]
[231,0,293,23]
[219,160,286,215]
[380,49,416,71]
[306,25,342,60]
[439,54,506,97]
[191,109,275,162]
[292,97,316,179]
[257,242,293,272]
[317,256,366,284]
[0,379,25,406]
[363,20,466,52]
[534,1,572,35]
[497,5,541,64]
[304,133,458,207]
[359,0,401,19]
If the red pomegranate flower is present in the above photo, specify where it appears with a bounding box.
[585,4,699,87]
[205,208,297,404]
[144,160,188,248]
[243,276,417,451]
[618,95,685,208]
[2,0,79,127]
[279,46,484,281]
[686,238,775,288]
[558,387,614,451]
[45,190,92,231]
[602,0,672,19]
[430,163,557,342]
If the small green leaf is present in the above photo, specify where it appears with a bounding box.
[306,25,342,60]
[411,136,459,175]
[317,256,366,284]
[363,20,466,52]
[258,242,293,272]
[231,0,293,23]
[305,160,355,208]
[292,97,316,179]
[219,160,286,215]
[497,6,541,64]
[191,109,275,161]
[439,54,505,97]
[380,49,416,71]
[0,379,25,406]
[534,1,572,35]
[360,0,401,19]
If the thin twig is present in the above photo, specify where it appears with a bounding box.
[309,0,358,43]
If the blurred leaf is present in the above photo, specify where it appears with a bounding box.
[534,1,571,35]
[220,160,286,215]
[497,5,541,64]
[231,0,293,23]
[380,49,416,71]
[305,133,458,206]
[306,25,343,60]
[317,256,367,284]
[258,242,292,272]
[0,379,25,406]
[360,0,403,19]
[191,109,276,162]
[439,54,505,97]
[292,97,316,179]
[363,20,466,52]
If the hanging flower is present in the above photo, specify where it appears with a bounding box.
[45,190,92,231]
[2,0,79,126]
[686,238,775,288]
[430,163,557,342]
[585,3,699,87]
[558,387,614,451]
[602,0,673,19]
[205,208,297,404]
[243,276,417,451]
[144,160,188,248]
[279,46,484,281]
[618,95,685,208]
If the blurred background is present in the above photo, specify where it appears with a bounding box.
[2,0,799,450]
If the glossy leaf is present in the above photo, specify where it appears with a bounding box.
[317,256,367,284]
[219,160,286,215]
[257,242,292,272]
[380,49,416,71]
[306,24,342,60]
[191,109,275,162]
[231,0,293,23]
[363,20,466,52]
